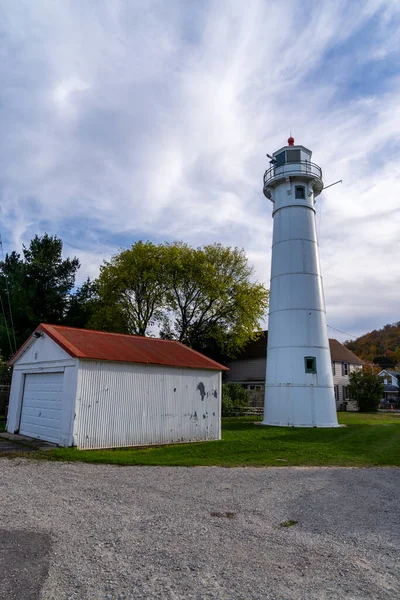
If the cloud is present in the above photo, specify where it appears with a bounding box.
[1,0,400,340]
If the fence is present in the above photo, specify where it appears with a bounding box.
[223,406,264,417]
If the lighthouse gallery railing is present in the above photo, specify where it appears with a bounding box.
[263,160,322,186]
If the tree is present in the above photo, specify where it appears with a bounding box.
[345,322,400,365]
[221,383,250,416]
[373,355,396,369]
[22,234,80,323]
[348,367,384,412]
[161,242,269,359]
[65,278,99,329]
[90,241,167,336]
[0,234,80,357]
[92,241,269,358]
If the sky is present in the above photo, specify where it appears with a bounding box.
[1,0,400,342]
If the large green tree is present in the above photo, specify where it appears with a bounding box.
[0,234,80,357]
[91,241,269,359]
[161,243,269,358]
[89,241,167,336]
[65,278,99,329]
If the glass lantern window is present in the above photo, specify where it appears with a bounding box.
[286,149,301,162]
[275,151,285,167]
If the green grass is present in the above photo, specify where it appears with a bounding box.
[43,412,400,468]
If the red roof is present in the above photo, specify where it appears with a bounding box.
[10,324,228,371]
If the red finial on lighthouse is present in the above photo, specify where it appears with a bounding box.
[288,134,294,146]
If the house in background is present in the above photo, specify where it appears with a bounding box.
[7,324,227,448]
[225,332,364,410]
[378,370,400,404]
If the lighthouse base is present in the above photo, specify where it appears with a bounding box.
[262,385,339,428]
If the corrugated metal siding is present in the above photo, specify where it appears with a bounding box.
[225,358,266,382]
[74,361,221,449]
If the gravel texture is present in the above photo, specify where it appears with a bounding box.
[0,459,399,600]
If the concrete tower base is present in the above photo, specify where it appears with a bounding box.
[262,386,340,428]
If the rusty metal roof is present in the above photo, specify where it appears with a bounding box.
[11,324,229,371]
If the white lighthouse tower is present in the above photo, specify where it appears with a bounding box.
[262,137,338,427]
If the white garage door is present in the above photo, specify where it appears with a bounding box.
[19,372,64,443]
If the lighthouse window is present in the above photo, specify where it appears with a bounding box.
[305,357,317,373]
[286,149,301,162]
[295,186,305,199]
[275,151,285,167]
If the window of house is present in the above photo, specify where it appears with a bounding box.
[332,362,336,376]
[343,386,349,400]
[295,186,305,199]
[334,385,339,401]
[305,356,317,373]
[342,362,349,376]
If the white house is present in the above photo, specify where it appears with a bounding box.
[379,370,400,388]
[378,370,400,403]
[7,324,227,449]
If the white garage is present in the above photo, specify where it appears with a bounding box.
[7,324,227,449]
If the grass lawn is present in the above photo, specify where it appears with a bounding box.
[44,412,400,468]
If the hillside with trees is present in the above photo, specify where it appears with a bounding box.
[345,322,400,367]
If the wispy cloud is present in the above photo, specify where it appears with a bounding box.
[1,0,400,340]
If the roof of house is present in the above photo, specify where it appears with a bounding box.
[235,331,364,364]
[384,384,399,392]
[328,339,364,365]
[10,324,228,371]
[387,371,400,378]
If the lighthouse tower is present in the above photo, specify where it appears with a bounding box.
[262,137,338,427]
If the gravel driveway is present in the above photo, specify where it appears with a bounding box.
[0,460,399,600]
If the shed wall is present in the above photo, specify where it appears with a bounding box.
[74,361,221,449]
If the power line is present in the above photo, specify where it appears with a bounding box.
[0,291,13,356]
[0,234,17,354]
[327,324,358,340]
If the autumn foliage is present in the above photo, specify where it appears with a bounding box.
[345,322,400,367]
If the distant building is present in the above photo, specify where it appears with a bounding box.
[378,370,400,404]
[379,370,400,388]
[225,332,364,411]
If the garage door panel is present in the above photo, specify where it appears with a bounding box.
[22,400,62,411]
[24,372,62,384]
[19,372,64,443]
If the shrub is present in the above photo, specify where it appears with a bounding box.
[221,383,250,416]
[348,367,384,412]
